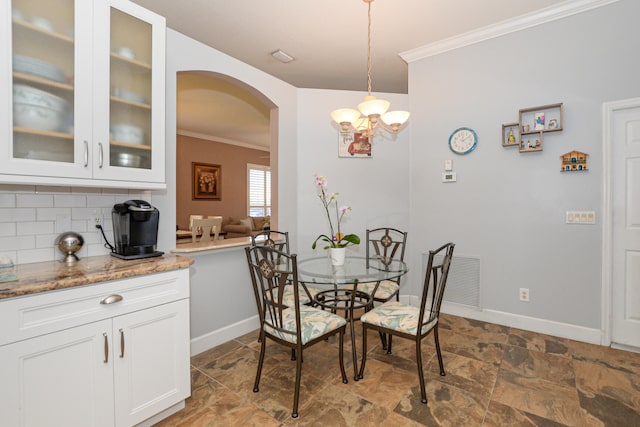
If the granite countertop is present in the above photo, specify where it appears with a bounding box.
[172,235,269,253]
[0,254,194,300]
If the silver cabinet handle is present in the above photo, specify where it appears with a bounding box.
[83,140,89,167]
[98,142,104,168]
[103,332,109,363]
[119,328,125,358]
[100,294,123,305]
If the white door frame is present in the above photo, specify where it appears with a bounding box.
[601,97,640,347]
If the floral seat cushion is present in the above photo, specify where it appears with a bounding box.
[357,280,399,300]
[360,301,437,336]
[282,284,321,306]
[264,305,347,345]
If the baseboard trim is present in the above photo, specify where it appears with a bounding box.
[190,298,605,356]
[190,315,260,356]
[439,301,603,345]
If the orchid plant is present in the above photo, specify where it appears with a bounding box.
[312,174,360,249]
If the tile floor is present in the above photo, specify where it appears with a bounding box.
[155,314,640,426]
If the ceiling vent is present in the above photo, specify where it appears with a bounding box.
[270,49,295,63]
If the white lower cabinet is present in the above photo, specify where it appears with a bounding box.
[0,270,191,427]
[113,300,190,426]
[0,320,115,427]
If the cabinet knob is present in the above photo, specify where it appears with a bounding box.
[100,294,123,305]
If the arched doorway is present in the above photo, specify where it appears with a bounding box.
[175,71,277,236]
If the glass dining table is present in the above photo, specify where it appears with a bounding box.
[296,255,408,380]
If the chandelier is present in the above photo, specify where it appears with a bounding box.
[331,0,410,139]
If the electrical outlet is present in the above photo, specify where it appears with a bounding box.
[519,288,530,302]
[91,210,104,227]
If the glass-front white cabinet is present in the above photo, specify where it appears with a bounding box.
[0,0,165,189]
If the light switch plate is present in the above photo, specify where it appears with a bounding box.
[444,159,453,171]
[566,210,596,224]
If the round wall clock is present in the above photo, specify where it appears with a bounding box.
[448,127,478,155]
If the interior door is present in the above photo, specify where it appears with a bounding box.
[610,103,640,349]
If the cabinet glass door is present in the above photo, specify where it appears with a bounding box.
[109,7,153,171]
[11,0,76,164]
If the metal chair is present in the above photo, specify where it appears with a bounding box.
[358,242,455,404]
[359,227,408,351]
[245,246,348,418]
[251,230,320,307]
[251,229,290,253]
[360,227,408,302]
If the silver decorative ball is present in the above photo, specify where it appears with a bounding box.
[55,232,84,263]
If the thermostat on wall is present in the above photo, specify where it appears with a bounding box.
[442,172,457,183]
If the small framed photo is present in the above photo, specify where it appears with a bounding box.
[192,162,221,200]
[338,131,372,158]
[534,111,545,130]
[548,118,559,129]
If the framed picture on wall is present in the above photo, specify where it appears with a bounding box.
[338,131,372,158]
[192,162,221,200]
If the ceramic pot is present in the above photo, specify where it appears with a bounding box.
[329,247,346,266]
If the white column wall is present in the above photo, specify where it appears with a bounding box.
[154,30,299,351]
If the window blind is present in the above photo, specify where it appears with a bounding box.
[248,165,271,217]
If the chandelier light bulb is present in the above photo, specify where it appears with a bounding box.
[331,108,362,131]
[357,95,390,119]
[381,110,410,131]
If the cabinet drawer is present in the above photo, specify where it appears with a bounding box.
[0,269,189,346]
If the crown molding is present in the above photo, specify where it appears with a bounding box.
[400,0,620,63]
[177,129,270,152]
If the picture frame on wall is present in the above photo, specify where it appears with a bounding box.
[534,111,545,130]
[502,122,519,147]
[338,131,372,158]
[192,162,221,200]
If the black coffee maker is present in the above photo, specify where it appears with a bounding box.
[111,200,163,260]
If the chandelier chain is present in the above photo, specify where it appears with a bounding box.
[366,0,372,96]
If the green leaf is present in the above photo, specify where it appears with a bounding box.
[344,234,360,244]
[311,234,333,249]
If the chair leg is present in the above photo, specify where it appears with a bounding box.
[292,346,302,418]
[415,340,427,404]
[358,324,368,380]
[253,332,266,393]
[388,292,399,354]
[433,325,446,376]
[379,331,388,350]
[291,349,296,361]
[338,329,348,384]
[349,312,359,381]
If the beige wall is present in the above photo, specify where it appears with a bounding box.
[176,134,269,230]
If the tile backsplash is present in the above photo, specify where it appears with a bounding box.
[0,184,151,265]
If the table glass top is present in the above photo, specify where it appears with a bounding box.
[296,256,408,285]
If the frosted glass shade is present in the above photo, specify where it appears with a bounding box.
[358,97,390,117]
[381,110,410,127]
[331,108,361,125]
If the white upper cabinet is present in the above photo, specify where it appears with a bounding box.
[0,0,166,189]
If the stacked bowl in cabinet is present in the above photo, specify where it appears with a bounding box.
[13,84,69,132]
[13,54,67,83]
